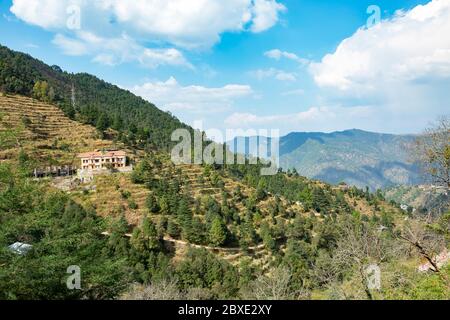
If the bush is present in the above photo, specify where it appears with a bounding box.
[128,199,138,210]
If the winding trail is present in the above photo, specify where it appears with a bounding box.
[101,231,266,254]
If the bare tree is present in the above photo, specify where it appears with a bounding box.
[331,218,399,300]
[414,116,450,188]
[397,218,447,274]
[120,279,184,300]
[242,267,305,300]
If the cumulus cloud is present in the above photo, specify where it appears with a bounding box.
[250,0,286,33]
[310,0,450,90]
[309,0,450,116]
[53,31,193,68]
[10,0,285,50]
[249,68,297,81]
[130,77,253,113]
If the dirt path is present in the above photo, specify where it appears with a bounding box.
[163,236,266,252]
[101,231,266,253]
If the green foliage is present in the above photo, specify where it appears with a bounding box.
[0,45,192,151]
[209,217,227,247]
[411,274,449,300]
[96,113,110,133]
[175,248,239,299]
[128,199,138,210]
[131,216,162,253]
[32,80,55,103]
[0,165,129,299]
[260,222,276,252]
[146,194,160,214]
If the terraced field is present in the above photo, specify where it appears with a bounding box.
[0,94,118,165]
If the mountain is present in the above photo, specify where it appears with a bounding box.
[230,129,423,190]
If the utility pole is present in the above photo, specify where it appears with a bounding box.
[71,82,76,110]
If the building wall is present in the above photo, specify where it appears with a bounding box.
[80,156,127,170]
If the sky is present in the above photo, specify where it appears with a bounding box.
[0,0,449,137]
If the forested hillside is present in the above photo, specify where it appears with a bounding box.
[384,185,450,216]
[0,44,189,151]
[1,45,449,300]
[1,94,449,300]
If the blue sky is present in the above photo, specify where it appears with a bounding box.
[1,0,448,137]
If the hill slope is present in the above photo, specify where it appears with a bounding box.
[1,94,403,263]
[0,44,190,151]
[384,184,450,216]
[230,129,422,190]
[0,94,118,165]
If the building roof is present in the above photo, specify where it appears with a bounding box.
[77,150,126,158]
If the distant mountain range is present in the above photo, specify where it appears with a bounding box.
[229,129,423,190]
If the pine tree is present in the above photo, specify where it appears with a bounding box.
[96,113,109,132]
[141,216,162,251]
[146,194,160,213]
[260,222,276,251]
[167,219,181,238]
[209,217,227,247]
[112,114,123,131]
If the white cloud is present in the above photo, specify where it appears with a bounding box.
[24,43,39,49]
[140,48,194,69]
[264,49,310,65]
[250,0,286,33]
[224,106,375,132]
[275,72,296,82]
[10,0,68,29]
[310,0,450,94]
[249,68,297,81]
[11,0,285,50]
[307,0,450,133]
[130,77,253,113]
[53,33,90,56]
[52,31,193,69]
